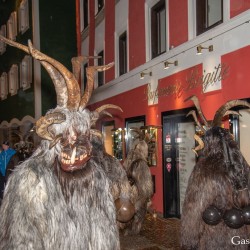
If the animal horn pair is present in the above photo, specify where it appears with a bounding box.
[185,95,250,129]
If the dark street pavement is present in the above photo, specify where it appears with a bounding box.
[120,213,181,250]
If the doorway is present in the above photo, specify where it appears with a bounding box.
[162,109,196,218]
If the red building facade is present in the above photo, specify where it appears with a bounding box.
[78,0,250,218]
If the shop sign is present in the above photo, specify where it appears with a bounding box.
[145,63,229,103]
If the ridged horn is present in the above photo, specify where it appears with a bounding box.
[186,110,206,133]
[0,35,68,108]
[90,104,123,127]
[184,95,209,127]
[27,40,80,110]
[192,134,204,157]
[212,100,250,127]
[71,55,101,80]
[36,113,66,140]
[79,63,114,109]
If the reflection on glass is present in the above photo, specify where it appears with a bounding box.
[112,128,126,161]
[141,125,161,166]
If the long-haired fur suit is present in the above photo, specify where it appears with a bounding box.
[0,36,122,250]
[121,135,154,235]
[181,96,250,250]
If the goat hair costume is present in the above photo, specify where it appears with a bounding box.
[0,36,125,250]
[181,96,250,250]
[121,133,154,235]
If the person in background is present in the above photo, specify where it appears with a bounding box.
[0,141,16,201]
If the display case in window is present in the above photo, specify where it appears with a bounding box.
[112,128,126,161]
[140,125,161,166]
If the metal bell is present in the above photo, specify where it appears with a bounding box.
[202,205,222,225]
[242,206,250,225]
[223,208,244,229]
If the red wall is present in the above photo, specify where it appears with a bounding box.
[169,0,188,48]
[88,45,250,214]
[230,0,250,18]
[128,0,146,70]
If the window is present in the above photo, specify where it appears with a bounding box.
[102,121,115,156]
[20,55,32,90]
[97,0,104,13]
[151,0,166,59]
[119,31,127,76]
[18,0,29,34]
[196,0,223,35]
[0,25,6,55]
[125,115,145,154]
[8,64,19,96]
[83,63,88,91]
[98,50,104,87]
[83,0,89,29]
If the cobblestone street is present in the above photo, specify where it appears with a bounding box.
[120,213,181,250]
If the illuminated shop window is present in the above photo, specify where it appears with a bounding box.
[102,121,115,156]
[151,0,166,59]
[8,64,19,96]
[125,116,145,154]
[196,0,223,35]
[119,31,127,76]
[229,107,250,165]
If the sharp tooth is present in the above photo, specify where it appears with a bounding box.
[70,147,76,164]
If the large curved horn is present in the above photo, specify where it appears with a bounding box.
[192,134,204,157]
[212,100,250,127]
[27,40,80,110]
[71,55,101,80]
[95,104,123,114]
[0,35,68,108]
[79,63,114,110]
[36,113,66,141]
[90,104,123,127]
[186,110,206,133]
[184,95,209,127]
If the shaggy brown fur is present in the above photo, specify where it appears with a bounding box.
[121,139,154,235]
[181,127,250,250]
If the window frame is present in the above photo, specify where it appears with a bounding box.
[118,31,128,76]
[97,50,104,87]
[151,0,166,59]
[196,0,223,36]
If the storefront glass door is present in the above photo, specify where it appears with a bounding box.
[162,110,196,218]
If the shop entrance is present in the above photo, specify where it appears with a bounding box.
[162,109,196,218]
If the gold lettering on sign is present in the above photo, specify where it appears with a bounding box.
[145,63,230,103]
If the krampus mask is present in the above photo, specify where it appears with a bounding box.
[0,35,121,172]
[181,96,250,250]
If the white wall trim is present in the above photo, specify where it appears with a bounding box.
[89,10,250,105]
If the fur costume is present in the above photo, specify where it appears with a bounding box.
[121,135,153,235]
[181,96,250,250]
[0,36,122,249]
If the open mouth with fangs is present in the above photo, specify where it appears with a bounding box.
[59,148,91,172]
